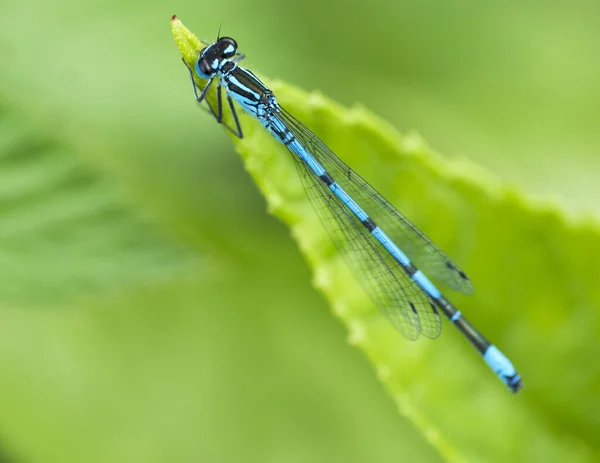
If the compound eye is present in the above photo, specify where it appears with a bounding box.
[220,37,238,58]
[196,57,213,78]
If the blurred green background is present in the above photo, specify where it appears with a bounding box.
[0,0,598,462]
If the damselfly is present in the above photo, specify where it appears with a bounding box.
[173,16,522,392]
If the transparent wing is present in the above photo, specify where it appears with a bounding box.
[279,107,473,295]
[292,153,441,340]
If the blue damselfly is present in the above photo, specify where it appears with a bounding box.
[174,16,522,393]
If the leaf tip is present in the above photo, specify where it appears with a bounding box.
[170,15,202,67]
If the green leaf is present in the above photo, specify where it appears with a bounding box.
[173,18,600,463]
[0,104,199,307]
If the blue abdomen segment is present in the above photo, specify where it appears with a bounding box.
[483,345,522,392]
[329,182,369,222]
[412,270,442,299]
[371,227,411,266]
[291,140,327,177]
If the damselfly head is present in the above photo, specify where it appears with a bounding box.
[217,37,238,58]
[194,37,239,79]
[195,55,215,79]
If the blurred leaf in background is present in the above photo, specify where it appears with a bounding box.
[0,0,599,462]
